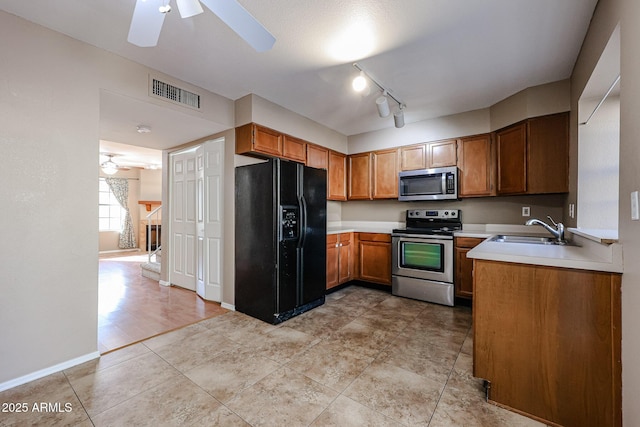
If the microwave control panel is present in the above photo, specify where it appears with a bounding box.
[446,173,456,194]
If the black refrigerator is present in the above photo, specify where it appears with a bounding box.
[235,158,327,324]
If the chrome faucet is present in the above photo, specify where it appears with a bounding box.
[525,216,565,242]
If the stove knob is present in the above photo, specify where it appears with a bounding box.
[444,211,449,215]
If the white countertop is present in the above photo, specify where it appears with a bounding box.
[467,233,623,273]
[326,221,624,273]
[327,221,400,235]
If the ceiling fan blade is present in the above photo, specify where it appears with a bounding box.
[199,0,275,52]
[176,0,204,18]
[127,0,167,47]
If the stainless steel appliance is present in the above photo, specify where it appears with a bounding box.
[235,158,327,324]
[392,209,461,306]
[398,166,458,201]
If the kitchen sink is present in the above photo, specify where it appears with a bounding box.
[489,235,571,245]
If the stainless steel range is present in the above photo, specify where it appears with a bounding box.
[392,209,461,306]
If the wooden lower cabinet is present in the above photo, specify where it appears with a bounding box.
[326,233,353,289]
[473,260,621,427]
[355,233,392,285]
[454,237,484,299]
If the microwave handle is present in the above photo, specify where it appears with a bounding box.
[441,172,447,195]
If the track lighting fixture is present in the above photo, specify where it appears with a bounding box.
[352,72,367,92]
[394,107,405,128]
[376,92,390,118]
[352,63,406,128]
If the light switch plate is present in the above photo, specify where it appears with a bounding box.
[632,191,639,220]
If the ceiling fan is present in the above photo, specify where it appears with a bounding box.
[100,154,130,175]
[127,0,276,52]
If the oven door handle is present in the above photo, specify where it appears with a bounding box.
[392,233,454,241]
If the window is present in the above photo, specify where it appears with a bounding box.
[99,178,125,231]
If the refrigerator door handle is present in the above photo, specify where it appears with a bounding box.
[298,195,308,249]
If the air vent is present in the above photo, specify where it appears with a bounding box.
[150,77,201,109]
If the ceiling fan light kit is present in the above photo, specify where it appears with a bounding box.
[101,155,119,175]
[176,0,203,18]
[127,0,275,52]
[353,63,406,128]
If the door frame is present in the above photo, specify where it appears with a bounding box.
[166,138,225,301]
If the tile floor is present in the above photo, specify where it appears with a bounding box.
[0,286,545,426]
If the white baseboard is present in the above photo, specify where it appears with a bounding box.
[99,248,141,254]
[221,302,235,311]
[0,351,100,393]
[159,280,171,287]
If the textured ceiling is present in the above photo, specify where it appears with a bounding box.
[1,0,598,157]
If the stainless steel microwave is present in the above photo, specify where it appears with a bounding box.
[398,166,458,201]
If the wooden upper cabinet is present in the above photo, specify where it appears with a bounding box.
[400,144,427,171]
[372,148,399,199]
[282,135,306,163]
[496,122,527,195]
[527,112,569,194]
[348,152,372,200]
[401,140,456,171]
[458,134,495,197]
[428,139,457,168]
[306,144,329,169]
[494,112,569,196]
[328,150,347,201]
[236,123,283,157]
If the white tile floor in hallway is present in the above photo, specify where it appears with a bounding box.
[0,286,545,426]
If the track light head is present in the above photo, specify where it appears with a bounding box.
[376,94,390,118]
[394,107,405,128]
[352,72,367,92]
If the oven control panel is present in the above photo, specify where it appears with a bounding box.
[406,209,459,219]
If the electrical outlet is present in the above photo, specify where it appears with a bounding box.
[632,191,639,221]
[569,203,575,219]
[522,207,530,217]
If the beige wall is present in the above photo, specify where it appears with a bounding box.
[489,80,571,130]
[235,94,348,153]
[347,79,571,156]
[0,10,233,387]
[570,0,640,424]
[341,195,565,225]
[620,0,640,423]
[348,108,491,155]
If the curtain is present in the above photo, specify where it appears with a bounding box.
[105,177,137,249]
